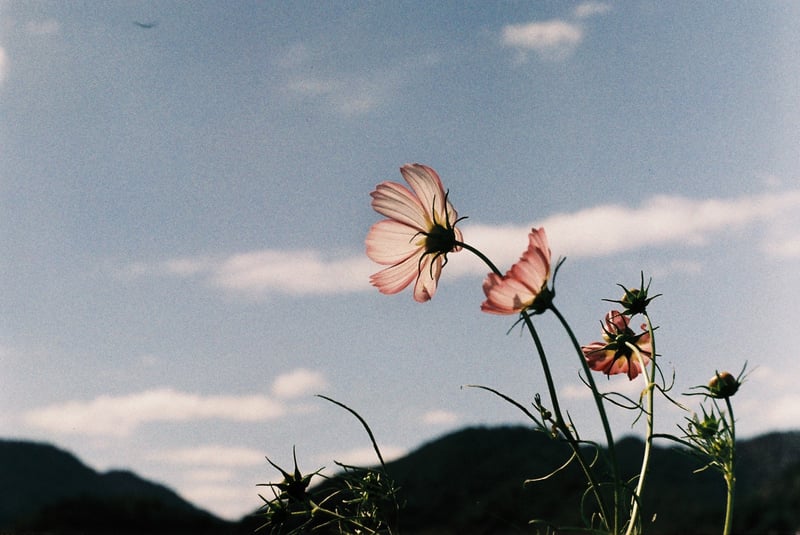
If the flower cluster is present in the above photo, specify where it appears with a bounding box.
[359,163,745,535]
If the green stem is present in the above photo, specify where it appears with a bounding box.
[722,396,736,535]
[455,241,503,276]
[624,314,657,535]
[550,304,621,535]
[458,241,611,531]
[522,312,611,532]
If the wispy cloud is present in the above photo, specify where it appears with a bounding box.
[274,42,439,116]
[449,190,800,276]
[23,388,286,437]
[271,368,329,399]
[502,20,583,61]
[573,2,612,19]
[22,368,329,437]
[501,2,610,62]
[124,190,800,299]
[421,409,460,426]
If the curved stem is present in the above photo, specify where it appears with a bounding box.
[522,312,611,531]
[624,314,657,535]
[455,240,503,276]
[550,304,620,534]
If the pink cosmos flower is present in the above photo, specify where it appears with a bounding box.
[481,228,553,315]
[366,164,463,302]
[581,310,652,380]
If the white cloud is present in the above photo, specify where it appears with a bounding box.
[125,190,800,298]
[271,368,329,399]
[149,445,265,467]
[213,250,372,295]
[764,234,800,258]
[448,190,800,275]
[501,20,583,61]
[23,388,286,437]
[421,409,459,426]
[573,2,611,19]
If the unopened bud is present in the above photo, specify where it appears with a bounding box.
[708,371,740,399]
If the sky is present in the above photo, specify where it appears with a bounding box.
[2,0,800,521]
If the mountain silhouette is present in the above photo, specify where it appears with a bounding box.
[4,428,800,534]
[0,439,233,533]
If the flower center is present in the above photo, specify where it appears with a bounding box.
[424,223,457,255]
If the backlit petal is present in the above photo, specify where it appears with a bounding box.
[400,164,447,228]
[366,220,425,265]
[369,252,423,295]
[412,254,441,302]
[370,182,428,230]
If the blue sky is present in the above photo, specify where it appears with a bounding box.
[2,0,800,520]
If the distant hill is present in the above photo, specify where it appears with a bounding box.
[4,429,800,534]
[0,439,233,533]
[243,426,800,534]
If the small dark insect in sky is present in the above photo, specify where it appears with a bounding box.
[133,21,158,29]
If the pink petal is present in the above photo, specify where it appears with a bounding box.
[369,252,422,295]
[400,164,447,227]
[413,254,442,302]
[366,220,425,265]
[481,274,533,314]
[370,182,428,230]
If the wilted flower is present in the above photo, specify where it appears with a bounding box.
[582,310,652,380]
[481,228,554,315]
[366,164,463,302]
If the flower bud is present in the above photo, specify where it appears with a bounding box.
[708,371,740,399]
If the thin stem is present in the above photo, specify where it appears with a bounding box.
[550,304,621,535]
[459,241,611,530]
[722,396,736,535]
[624,314,656,535]
[522,312,611,532]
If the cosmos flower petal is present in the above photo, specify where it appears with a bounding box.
[369,254,421,295]
[481,274,535,314]
[370,182,428,230]
[412,254,441,302]
[366,220,424,265]
[582,310,653,380]
[480,228,552,315]
[366,164,462,301]
[400,164,448,227]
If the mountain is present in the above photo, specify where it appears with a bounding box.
[4,429,799,534]
[244,426,800,534]
[0,439,234,534]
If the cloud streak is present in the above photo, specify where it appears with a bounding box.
[22,368,331,437]
[125,190,800,299]
[502,20,583,61]
[23,389,285,437]
[501,2,610,61]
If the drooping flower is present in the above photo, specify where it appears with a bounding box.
[366,164,463,302]
[582,310,652,380]
[481,227,553,315]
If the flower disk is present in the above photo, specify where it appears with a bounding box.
[481,228,552,315]
[366,164,462,302]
